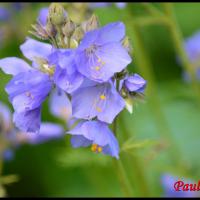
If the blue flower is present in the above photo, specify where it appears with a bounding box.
[67,120,119,159]
[0,7,11,21]
[75,22,131,82]
[89,3,127,9]
[0,38,55,132]
[52,50,84,94]
[121,73,147,93]
[183,31,200,81]
[0,101,64,161]
[161,173,198,197]
[71,80,125,124]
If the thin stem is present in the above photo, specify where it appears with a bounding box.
[0,159,3,181]
[162,3,200,106]
[113,118,133,197]
[120,117,150,197]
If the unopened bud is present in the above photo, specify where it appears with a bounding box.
[69,38,78,49]
[62,19,76,37]
[72,26,84,42]
[46,20,57,38]
[49,3,67,26]
[83,14,99,32]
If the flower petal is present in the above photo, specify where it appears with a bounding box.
[6,71,52,113]
[13,107,41,133]
[0,57,32,75]
[20,38,53,62]
[72,82,125,124]
[97,22,125,45]
[54,65,84,94]
[26,122,64,144]
[49,88,72,121]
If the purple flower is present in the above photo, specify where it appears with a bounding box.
[53,50,84,94]
[71,80,125,124]
[122,73,147,93]
[0,7,11,21]
[37,7,49,26]
[161,173,198,197]
[0,38,55,132]
[75,22,131,82]
[183,31,200,81]
[89,3,127,9]
[67,120,119,159]
[2,149,14,161]
[115,3,127,9]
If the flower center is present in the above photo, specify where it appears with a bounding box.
[86,44,97,55]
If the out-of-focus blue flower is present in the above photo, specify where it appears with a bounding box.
[37,7,49,26]
[2,149,14,161]
[121,73,147,93]
[115,3,127,9]
[0,7,11,21]
[67,120,119,159]
[183,31,200,81]
[49,88,76,128]
[71,80,125,124]
[89,2,127,9]
[161,173,199,197]
[75,22,131,82]
[24,123,64,144]
[0,101,64,161]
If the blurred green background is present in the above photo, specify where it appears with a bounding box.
[0,2,200,197]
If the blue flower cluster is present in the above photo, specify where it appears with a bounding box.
[0,5,146,159]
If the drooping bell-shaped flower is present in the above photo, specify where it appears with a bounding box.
[67,120,119,159]
[122,73,147,93]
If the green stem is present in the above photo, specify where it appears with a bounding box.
[124,5,185,169]
[113,119,133,197]
[119,117,150,197]
[141,3,165,17]
[162,3,200,106]
[0,159,3,181]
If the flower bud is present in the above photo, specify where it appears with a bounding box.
[49,3,66,26]
[46,20,57,38]
[69,38,78,49]
[62,19,76,37]
[83,14,99,32]
[72,26,84,42]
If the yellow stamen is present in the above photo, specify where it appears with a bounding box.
[100,94,106,100]
[96,107,102,112]
[97,146,102,153]
[95,66,100,71]
[91,144,98,152]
